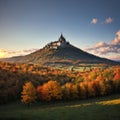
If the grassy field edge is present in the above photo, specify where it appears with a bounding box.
[0,94,120,120]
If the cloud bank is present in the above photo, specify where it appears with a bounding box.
[85,30,120,60]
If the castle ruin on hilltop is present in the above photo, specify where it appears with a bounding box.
[44,34,69,49]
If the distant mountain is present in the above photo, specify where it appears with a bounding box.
[114,60,120,63]
[0,56,24,63]
[0,34,119,65]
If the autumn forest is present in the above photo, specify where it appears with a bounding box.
[0,61,120,105]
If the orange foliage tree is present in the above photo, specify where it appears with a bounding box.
[21,82,37,104]
[37,80,62,101]
[113,68,120,92]
[71,84,79,99]
[62,83,72,100]
[79,82,87,99]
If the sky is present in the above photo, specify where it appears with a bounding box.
[0,0,120,60]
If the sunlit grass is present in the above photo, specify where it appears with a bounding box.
[66,103,92,108]
[64,97,120,108]
[97,98,120,105]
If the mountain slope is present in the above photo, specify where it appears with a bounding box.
[18,35,117,65]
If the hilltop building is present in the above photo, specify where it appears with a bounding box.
[44,34,69,49]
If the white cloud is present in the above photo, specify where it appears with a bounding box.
[85,30,120,60]
[91,18,98,24]
[105,17,113,24]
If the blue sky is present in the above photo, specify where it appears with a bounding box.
[0,0,120,60]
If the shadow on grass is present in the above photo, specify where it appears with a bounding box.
[0,94,120,120]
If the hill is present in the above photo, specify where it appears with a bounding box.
[0,34,118,66]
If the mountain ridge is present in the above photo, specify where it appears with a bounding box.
[0,35,119,65]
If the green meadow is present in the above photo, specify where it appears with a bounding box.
[0,94,120,120]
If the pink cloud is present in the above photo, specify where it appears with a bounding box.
[111,31,120,45]
[91,18,98,24]
[105,17,113,24]
[85,30,120,60]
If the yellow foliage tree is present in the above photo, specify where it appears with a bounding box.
[21,82,37,104]
[41,80,62,101]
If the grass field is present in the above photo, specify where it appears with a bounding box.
[0,94,120,120]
